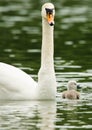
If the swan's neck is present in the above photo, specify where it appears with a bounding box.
[37,18,56,100]
[41,18,54,68]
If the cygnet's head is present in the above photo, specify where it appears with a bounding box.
[67,80,78,90]
[41,3,55,26]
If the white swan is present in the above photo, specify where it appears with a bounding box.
[62,80,80,99]
[0,3,57,100]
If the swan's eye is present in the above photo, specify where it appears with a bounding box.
[45,8,53,14]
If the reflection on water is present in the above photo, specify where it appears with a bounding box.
[0,101,56,130]
[0,0,92,129]
[0,99,92,130]
[56,99,92,129]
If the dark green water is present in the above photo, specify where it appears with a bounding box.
[0,0,92,129]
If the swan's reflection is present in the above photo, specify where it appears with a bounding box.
[38,101,56,130]
[0,101,56,130]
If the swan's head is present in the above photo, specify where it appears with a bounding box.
[41,3,55,26]
[67,80,79,90]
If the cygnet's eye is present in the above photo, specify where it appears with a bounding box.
[74,83,77,85]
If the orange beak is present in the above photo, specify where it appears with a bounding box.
[47,13,54,26]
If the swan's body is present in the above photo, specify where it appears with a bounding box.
[0,63,37,100]
[0,3,57,100]
[62,80,80,99]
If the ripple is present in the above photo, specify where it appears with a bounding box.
[62,16,87,24]
[27,49,40,53]
[2,16,29,22]
[3,49,12,53]
[62,6,88,16]
[11,29,21,35]
[22,26,40,34]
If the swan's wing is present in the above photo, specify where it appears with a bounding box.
[0,62,37,93]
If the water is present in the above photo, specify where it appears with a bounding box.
[0,0,92,129]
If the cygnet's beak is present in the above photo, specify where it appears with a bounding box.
[77,84,81,89]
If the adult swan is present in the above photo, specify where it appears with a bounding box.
[0,3,57,100]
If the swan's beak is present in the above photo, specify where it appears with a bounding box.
[47,13,54,26]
